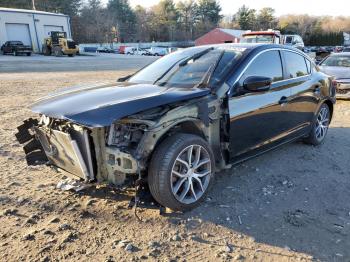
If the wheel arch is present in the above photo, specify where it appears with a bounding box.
[139,118,209,170]
[323,99,334,121]
[153,119,208,152]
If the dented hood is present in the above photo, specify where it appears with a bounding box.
[31,82,210,127]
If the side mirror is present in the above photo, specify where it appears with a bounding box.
[243,76,272,92]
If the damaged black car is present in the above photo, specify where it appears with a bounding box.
[16,44,336,211]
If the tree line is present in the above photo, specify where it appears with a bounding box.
[1,0,349,45]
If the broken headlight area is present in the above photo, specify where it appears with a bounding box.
[104,121,150,183]
[107,122,147,148]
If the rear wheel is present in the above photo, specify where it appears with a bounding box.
[304,103,330,145]
[148,133,215,211]
[42,45,51,56]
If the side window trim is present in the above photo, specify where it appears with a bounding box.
[227,48,312,96]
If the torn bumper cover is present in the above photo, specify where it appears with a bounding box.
[15,118,48,166]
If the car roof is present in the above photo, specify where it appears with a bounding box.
[190,43,303,53]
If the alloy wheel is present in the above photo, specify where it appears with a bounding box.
[315,106,330,141]
[170,145,211,204]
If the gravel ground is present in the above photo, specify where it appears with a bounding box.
[0,59,350,262]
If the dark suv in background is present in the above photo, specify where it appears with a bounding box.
[1,41,32,56]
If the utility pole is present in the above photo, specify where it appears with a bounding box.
[32,0,36,10]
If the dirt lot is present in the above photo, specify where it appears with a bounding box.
[0,56,350,262]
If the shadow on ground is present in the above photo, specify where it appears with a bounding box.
[162,127,350,261]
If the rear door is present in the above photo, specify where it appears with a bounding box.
[281,50,319,136]
[228,50,294,162]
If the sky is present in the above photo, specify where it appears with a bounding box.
[120,0,350,17]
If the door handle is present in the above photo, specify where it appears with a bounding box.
[279,96,288,105]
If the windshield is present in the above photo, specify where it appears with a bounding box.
[321,55,350,67]
[10,41,23,45]
[241,35,274,43]
[129,47,243,88]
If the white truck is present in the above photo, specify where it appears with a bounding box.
[241,30,305,50]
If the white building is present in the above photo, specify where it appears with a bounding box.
[0,7,72,52]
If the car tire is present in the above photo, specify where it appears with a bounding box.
[148,133,215,211]
[27,52,31,56]
[53,47,63,57]
[303,103,330,146]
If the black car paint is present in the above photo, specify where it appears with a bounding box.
[224,45,334,163]
[31,83,210,127]
[30,44,335,164]
[1,41,32,55]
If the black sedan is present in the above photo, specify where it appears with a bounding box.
[16,44,335,211]
[319,52,350,99]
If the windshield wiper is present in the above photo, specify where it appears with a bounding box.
[178,47,214,67]
[194,49,225,89]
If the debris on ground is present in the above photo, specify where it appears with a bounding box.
[56,178,91,192]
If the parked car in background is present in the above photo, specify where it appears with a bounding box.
[319,52,350,99]
[148,47,168,56]
[16,44,335,211]
[315,47,331,64]
[130,48,152,56]
[1,41,32,56]
[119,46,134,54]
[334,46,344,53]
[343,47,350,52]
[96,47,116,53]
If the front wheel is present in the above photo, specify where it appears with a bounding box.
[304,103,330,145]
[53,46,63,57]
[148,133,215,211]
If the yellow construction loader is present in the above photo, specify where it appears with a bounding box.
[42,31,79,57]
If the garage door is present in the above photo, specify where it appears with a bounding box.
[5,23,32,46]
[44,25,64,37]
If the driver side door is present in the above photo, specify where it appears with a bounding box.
[228,50,294,163]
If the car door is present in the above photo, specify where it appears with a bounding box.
[227,50,295,162]
[281,50,320,137]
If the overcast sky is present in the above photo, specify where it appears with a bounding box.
[118,0,350,17]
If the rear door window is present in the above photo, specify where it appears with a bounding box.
[284,51,309,78]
